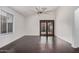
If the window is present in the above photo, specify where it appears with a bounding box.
[0,9,13,34]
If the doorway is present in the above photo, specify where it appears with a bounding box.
[40,20,54,36]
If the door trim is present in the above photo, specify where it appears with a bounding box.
[40,20,54,36]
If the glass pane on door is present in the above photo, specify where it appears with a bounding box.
[41,22,46,35]
[47,22,53,35]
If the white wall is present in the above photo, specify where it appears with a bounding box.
[55,6,78,45]
[73,8,79,48]
[0,17,1,33]
[0,7,25,48]
[25,12,56,35]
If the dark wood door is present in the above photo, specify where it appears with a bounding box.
[40,20,54,36]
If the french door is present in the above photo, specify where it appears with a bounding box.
[40,20,54,36]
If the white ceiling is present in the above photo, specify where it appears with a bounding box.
[9,6,58,17]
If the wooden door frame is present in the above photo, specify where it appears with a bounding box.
[40,20,54,36]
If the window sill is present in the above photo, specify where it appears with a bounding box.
[0,32,13,36]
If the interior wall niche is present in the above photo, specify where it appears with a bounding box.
[0,9,13,34]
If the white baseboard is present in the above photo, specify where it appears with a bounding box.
[25,34,40,36]
[0,35,25,48]
[71,44,78,48]
[55,34,79,48]
[55,34,72,44]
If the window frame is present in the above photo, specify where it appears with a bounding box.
[0,9,14,34]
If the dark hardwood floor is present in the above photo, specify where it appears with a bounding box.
[0,36,79,53]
